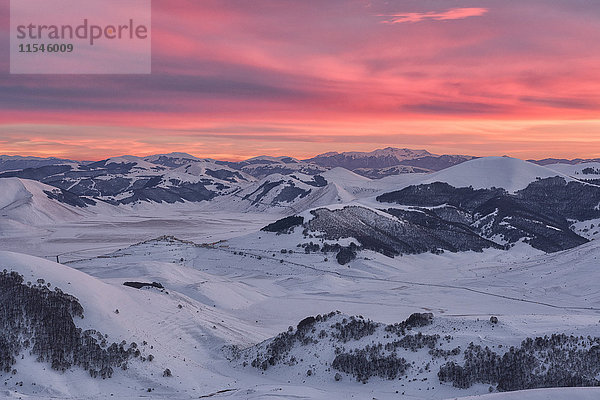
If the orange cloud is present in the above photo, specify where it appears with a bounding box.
[380,7,489,24]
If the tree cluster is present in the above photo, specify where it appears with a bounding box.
[332,344,410,383]
[438,334,600,391]
[249,312,339,371]
[260,216,304,234]
[330,316,378,343]
[0,269,141,379]
[385,312,434,336]
[385,332,440,352]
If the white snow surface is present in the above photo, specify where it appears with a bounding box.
[1,155,600,398]
[0,178,88,226]
[1,219,600,398]
[418,156,576,192]
[545,162,600,177]
[456,387,600,399]
[173,161,254,182]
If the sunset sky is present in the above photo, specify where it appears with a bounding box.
[1,0,599,161]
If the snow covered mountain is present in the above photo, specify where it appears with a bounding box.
[3,180,600,399]
[223,156,327,178]
[213,167,424,213]
[0,178,91,227]
[0,155,253,206]
[0,155,80,173]
[545,162,600,184]
[215,172,353,213]
[375,158,599,253]
[0,149,483,208]
[306,147,436,168]
[530,157,600,166]
[237,310,600,392]
[352,164,431,179]
[0,250,252,398]
[255,157,600,263]
[305,147,476,174]
[142,152,205,167]
[416,157,577,193]
[3,151,600,400]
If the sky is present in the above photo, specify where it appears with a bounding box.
[1,0,599,161]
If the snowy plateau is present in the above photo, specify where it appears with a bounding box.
[1,150,600,399]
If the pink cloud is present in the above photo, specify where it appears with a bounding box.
[380,7,489,24]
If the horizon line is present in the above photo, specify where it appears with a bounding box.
[1,148,599,164]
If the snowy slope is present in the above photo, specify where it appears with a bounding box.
[0,155,79,173]
[0,250,257,399]
[456,387,600,399]
[232,155,327,178]
[0,178,87,226]
[38,156,248,205]
[236,310,600,397]
[212,172,355,213]
[173,160,254,183]
[102,155,163,171]
[545,162,600,178]
[3,150,600,399]
[61,235,600,399]
[143,152,204,167]
[418,157,575,192]
[321,167,370,186]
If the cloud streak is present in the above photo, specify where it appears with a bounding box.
[379,7,489,24]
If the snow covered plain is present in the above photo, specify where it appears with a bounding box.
[1,157,600,399]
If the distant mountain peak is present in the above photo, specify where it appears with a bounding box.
[311,147,435,160]
[105,155,147,164]
[146,152,199,160]
[245,155,300,163]
[305,147,457,171]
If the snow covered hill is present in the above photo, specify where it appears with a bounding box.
[353,164,432,178]
[253,157,600,259]
[0,178,89,227]
[212,167,424,213]
[236,310,600,395]
[0,155,79,173]
[173,160,254,184]
[57,234,600,399]
[0,155,252,206]
[225,155,327,178]
[143,152,205,167]
[0,250,256,399]
[372,157,600,253]
[545,162,600,183]
[213,172,354,213]
[417,157,576,193]
[0,149,484,208]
